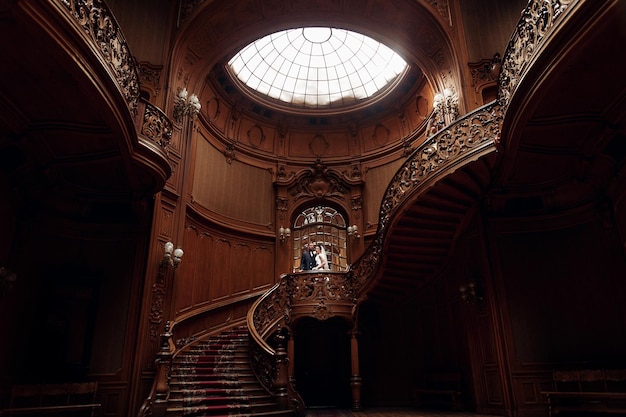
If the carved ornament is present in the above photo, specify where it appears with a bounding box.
[60,0,140,114]
[138,61,163,97]
[498,0,573,113]
[469,53,501,91]
[141,101,173,149]
[350,102,503,291]
[287,160,361,202]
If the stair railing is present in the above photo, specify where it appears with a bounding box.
[349,101,503,298]
[348,0,579,297]
[136,322,174,417]
[248,271,361,415]
[247,276,305,415]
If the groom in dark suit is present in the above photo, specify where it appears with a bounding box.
[299,242,318,271]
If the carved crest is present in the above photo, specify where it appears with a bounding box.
[289,160,348,201]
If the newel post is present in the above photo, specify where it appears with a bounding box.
[152,322,173,417]
[273,326,290,409]
[350,327,362,410]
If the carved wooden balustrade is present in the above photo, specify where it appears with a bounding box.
[349,101,503,296]
[139,1,581,415]
[136,98,174,151]
[497,0,574,115]
[57,0,140,114]
[56,0,176,158]
[349,0,578,298]
[247,272,358,415]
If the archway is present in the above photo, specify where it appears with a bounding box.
[291,205,349,272]
[293,317,352,408]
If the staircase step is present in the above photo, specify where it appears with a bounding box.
[169,393,273,405]
[174,355,248,362]
[163,326,289,417]
[169,387,268,399]
[172,372,255,377]
[167,401,285,416]
[172,368,253,372]
[171,376,257,383]
[170,380,260,390]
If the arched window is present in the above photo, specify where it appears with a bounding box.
[292,206,348,271]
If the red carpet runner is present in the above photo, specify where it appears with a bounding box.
[167,326,293,417]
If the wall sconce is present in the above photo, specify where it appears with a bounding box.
[162,241,184,269]
[459,281,482,305]
[430,88,459,133]
[347,225,360,239]
[279,226,291,243]
[173,88,201,122]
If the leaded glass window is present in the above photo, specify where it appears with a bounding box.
[292,206,348,271]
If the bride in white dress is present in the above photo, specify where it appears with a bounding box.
[313,244,330,271]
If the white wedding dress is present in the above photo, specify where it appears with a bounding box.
[313,246,330,271]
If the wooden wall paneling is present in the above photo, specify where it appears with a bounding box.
[237,119,276,153]
[192,137,273,225]
[172,226,196,314]
[232,243,252,295]
[99,385,124,417]
[508,372,553,417]
[485,209,626,416]
[496,217,626,367]
[210,239,232,301]
[483,368,504,406]
[252,245,275,290]
[363,159,405,228]
[160,208,176,243]
[191,231,214,306]
[287,130,351,158]
[361,118,403,154]
[165,155,182,192]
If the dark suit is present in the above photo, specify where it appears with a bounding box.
[299,250,317,271]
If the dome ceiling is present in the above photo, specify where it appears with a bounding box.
[176,0,456,126]
[227,27,408,112]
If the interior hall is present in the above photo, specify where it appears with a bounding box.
[0,0,625,416]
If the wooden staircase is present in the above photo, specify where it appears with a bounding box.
[166,326,294,417]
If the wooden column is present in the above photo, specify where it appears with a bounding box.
[349,328,362,410]
[287,329,296,388]
[273,327,290,409]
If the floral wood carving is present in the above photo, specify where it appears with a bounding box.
[469,53,501,91]
[289,160,349,201]
[288,273,356,303]
[224,143,235,164]
[148,263,167,346]
[350,102,503,292]
[138,61,162,97]
[428,0,451,26]
[498,0,573,113]
[142,101,173,149]
[60,0,140,114]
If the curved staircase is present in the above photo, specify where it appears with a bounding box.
[166,326,293,417]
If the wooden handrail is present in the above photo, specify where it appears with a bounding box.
[349,101,502,297]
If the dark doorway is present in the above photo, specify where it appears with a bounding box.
[26,272,99,382]
[293,316,352,408]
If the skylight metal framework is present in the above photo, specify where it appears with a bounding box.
[228,27,408,110]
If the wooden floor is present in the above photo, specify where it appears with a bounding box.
[304,408,503,417]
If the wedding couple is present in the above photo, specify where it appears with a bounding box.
[299,241,329,271]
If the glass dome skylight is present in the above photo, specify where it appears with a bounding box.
[227,27,408,110]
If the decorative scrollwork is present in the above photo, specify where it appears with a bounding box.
[287,273,356,303]
[59,0,140,114]
[249,339,276,391]
[252,280,290,335]
[142,102,173,148]
[498,0,573,113]
[350,103,503,291]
